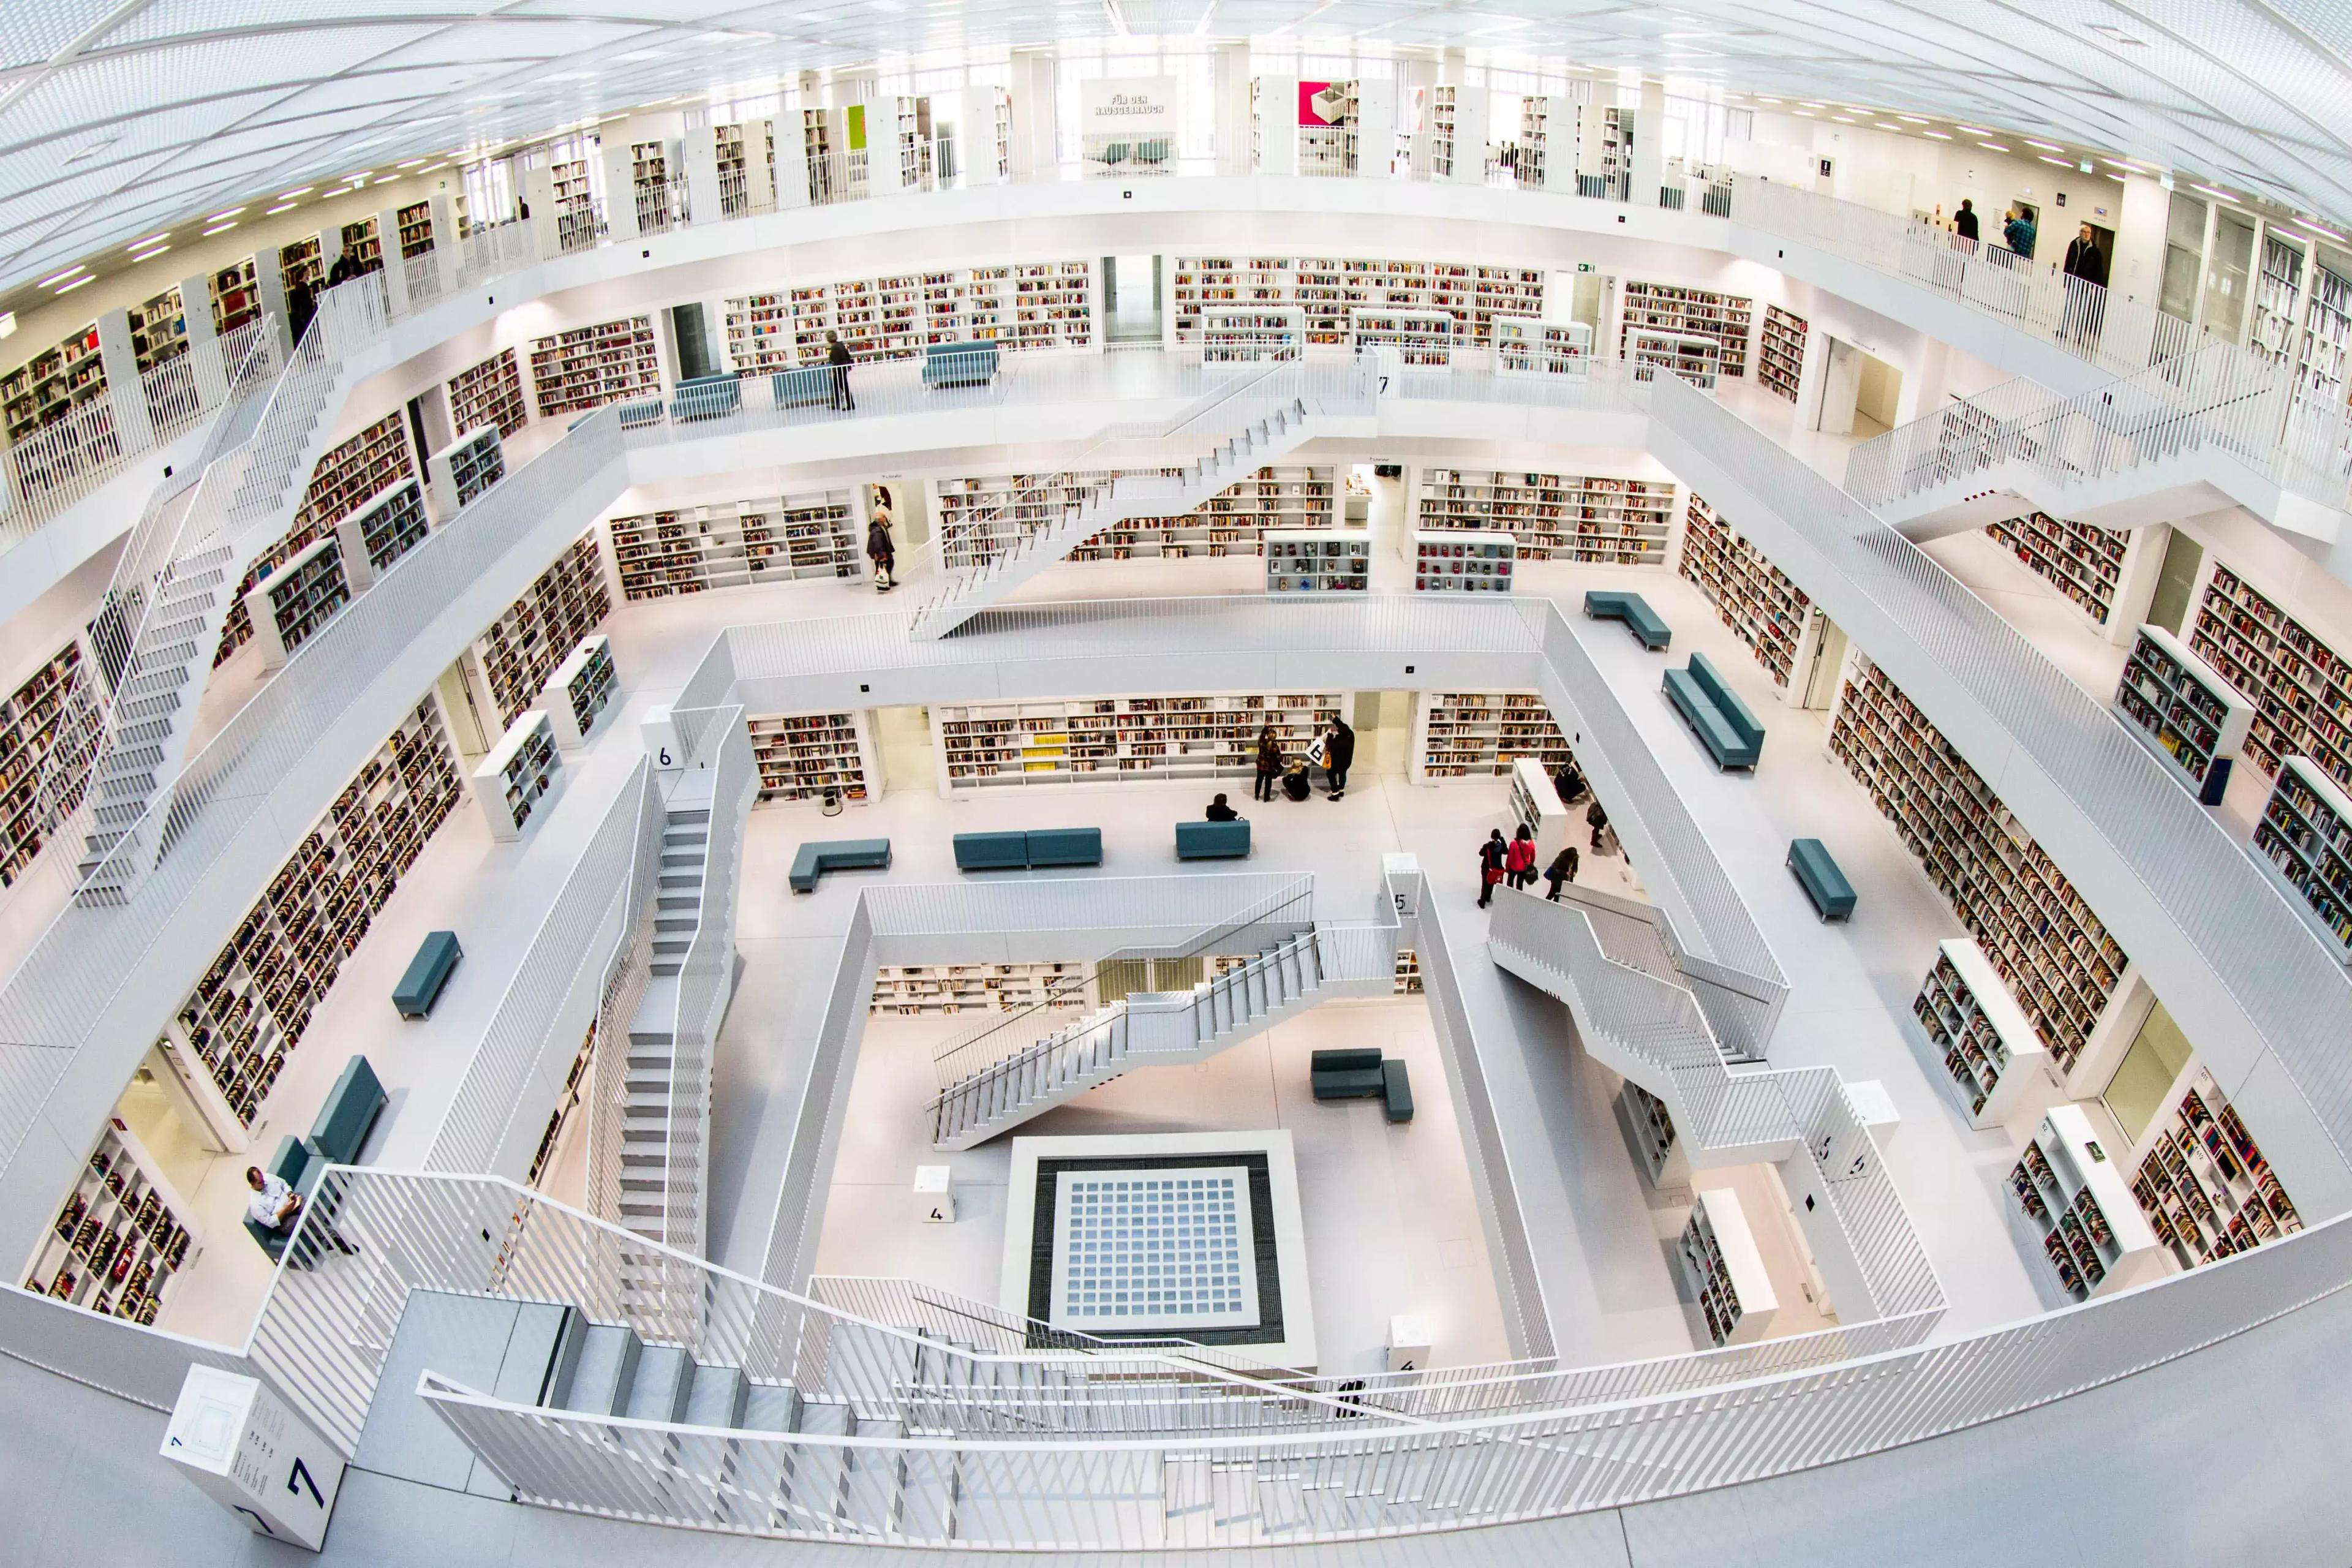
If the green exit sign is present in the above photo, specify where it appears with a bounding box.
[1575,262,1595,273]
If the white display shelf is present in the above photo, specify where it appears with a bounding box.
[1411,691,1576,782]
[25,1119,200,1325]
[540,635,617,750]
[1513,94,1558,191]
[278,235,323,296]
[1678,492,1820,687]
[747,709,878,806]
[1493,317,1591,378]
[470,533,612,725]
[0,635,102,889]
[611,488,859,598]
[217,411,414,666]
[1616,1079,1687,1188]
[1351,307,1454,366]
[1628,326,1722,390]
[1,320,105,445]
[1830,654,2128,1069]
[333,479,431,581]
[725,258,1093,371]
[2188,561,2352,788]
[1393,946,1423,994]
[1506,755,1572,862]
[155,701,462,1140]
[208,257,262,334]
[1412,529,1515,592]
[1199,306,1304,363]
[396,200,434,260]
[529,315,661,418]
[934,691,1344,793]
[243,534,350,673]
[427,424,506,518]
[472,709,562,842]
[1986,510,2135,627]
[1912,938,2051,1128]
[2250,233,2305,369]
[2130,1066,2303,1268]
[871,962,1089,1016]
[1415,466,1672,564]
[1420,85,1488,184]
[129,285,189,372]
[1264,529,1370,593]
[2115,623,2253,804]
[2252,755,2352,963]
[1678,1188,1777,1346]
[1169,255,1542,350]
[1758,304,1807,404]
[339,215,381,271]
[2011,1103,2165,1302]
[1619,280,1753,380]
[446,348,528,439]
[934,465,1332,568]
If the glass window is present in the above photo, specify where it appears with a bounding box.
[2101,1000,2196,1145]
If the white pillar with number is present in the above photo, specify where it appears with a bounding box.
[162,1365,345,1551]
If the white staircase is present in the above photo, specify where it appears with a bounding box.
[909,394,1315,640]
[929,925,1390,1150]
[617,797,713,1245]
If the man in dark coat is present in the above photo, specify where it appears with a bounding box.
[1322,717,1355,801]
[1953,199,1978,243]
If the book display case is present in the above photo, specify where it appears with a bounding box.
[933,466,1333,568]
[2114,624,2253,803]
[609,487,860,598]
[153,701,462,1141]
[746,710,878,805]
[278,236,323,296]
[446,347,527,438]
[1830,654,2128,1069]
[1618,281,1753,380]
[1911,938,2051,1126]
[339,217,381,272]
[1758,304,1807,402]
[1515,96,1555,189]
[1616,1080,1687,1188]
[870,962,1088,1016]
[1413,530,1515,592]
[1169,257,1544,349]
[1199,306,1305,363]
[396,201,434,259]
[333,480,431,577]
[26,1119,198,1324]
[217,412,416,665]
[549,154,597,250]
[1493,317,1593,377]
[1411,691,1575,782]
[1628,327,1722,390]
[472,709,562,841]
[526,1016,597,1189]
[427,426,507,516]
[1678,1188,1777,1346]
[130,286,189,372]
[1585,104,1635,195]
[2188,561,2352,788]
[470,533,612,725]
[0,638,104,888]
[2294,250,2351,405]
[2251,233,2304,369]
[630,139,675,229]
[529,315,660,419]
[1985,511,2132,625]
[209,258,262,333]
[2251,755,2352,962]
[242,535,352,672]
[1678,492,1820,686]
[1265,530,1370,592]
[725,259,1094,371]
[1394,948,1423,994]
[2010,1104,2164,1300]
[801,108,839,204]
[2,322,105,443]
[933,692,1344,793]
[1350,307,1454,364]
[540,635,617,749]
[2130,1067,2303,1267]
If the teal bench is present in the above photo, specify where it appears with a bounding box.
[952,829,1102,871]
[393,930,462,1019]
[1312,1047,1386,1101]
[954,831,1030,870]
[669,374,741,422]
[1788,838,1856,921]
[1664,651,1765,770]
[1176,820,1251,859]
[773,364,832,409]
[311,1055,386,1164]
[243,1135,324,1261]
[922,341,998,389]
[791,838,892,893]
[1023,827,1101,867]
[1381,1059,1415,1124]
[1585,590,1672,650]
[615,399,665,430]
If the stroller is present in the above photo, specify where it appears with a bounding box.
[1282,758,1313,802]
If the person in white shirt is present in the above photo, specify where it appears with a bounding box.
[246,1166,300,1231]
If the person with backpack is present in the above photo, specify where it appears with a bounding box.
[865,509,895,592]
[1477,829,1509,908]
[1506,824,1538,890]
[1253,722,1283,802]
[1544,845,1580,900]
[1322,715,1355,801]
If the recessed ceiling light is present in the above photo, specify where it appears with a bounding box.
[36,265,85,287]
[396,157,428,168]
[1921,130,1952,140]
[2293,218,2349,243]
[1794,110,1814,118]
[277,187,313,200]
[2026,140,2065,153]
[54,276,94,295]
[1875,123,1905,132]
[2038,156,2071,168]
[131,244,170,263]
[1979,142,2010,152]
[202,221,238,236]
[207,206,244,221]
[266,202,300,214]
[1899,116,1929,124]
[1958,125,1992,135]
[126,233,169,251]
[1800,101,1826,108]
[1755,96,1782,105]
[1833,115,1856,123]
[2192,183,2237,202]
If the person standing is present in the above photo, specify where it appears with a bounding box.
[286,280,317,348]
[2002,205,2037,261]
[1544,845,1580,900]
[1254,722,1283,803]
[865,510,895,592]
[2062,224,2108,342]
[1505,825,1538,890]
[1477,829,1508,908]
[826,329,856,411]
[1586,799,1610,853]
[1322,715,1355,801]
[1953,198,1979,243]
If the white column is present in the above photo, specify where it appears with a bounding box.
[1632,79,1665,207]
[1255,77,1299,174]
[521,165,561,259]
[427,193,460,292]
[600,136,640,239]
[1214,44,1253,176]
[682,109,722,222]
[1010,48,1058,179]
[375,206,411,314]
[95,311,157,452]
[1354,79,1398,178]
[176,271,227,402]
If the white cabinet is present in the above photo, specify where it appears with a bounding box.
[470,709,562,841]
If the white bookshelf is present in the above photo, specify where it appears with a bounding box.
[472,709,562,841]
[1393,947,1423,995]
[1,320,105,445]
[1678,492,1821,688]
[1200,306,1304,362]
[1351,307,1455,365]
[1416,466,1672,564]
[1678,1188,1777,1346]
[1620,281,1753,380]
[871,962,1089,1016]
[529,315,661,418]
[2251,755,2352,963]
[2011,1103,2165,1301]
[427,424,506,517]
[1412,529,1515,592]
[2250,233,2304,369]
[539,635,617,750]
[26,1119,200,1324]
[747,709,879,806]
[218,411,415,666]
[725,258,1093,371]
[243,535,351,672]
[1616,1079,1688,1188]
[2294,250,2351,407]
[527,1016,598,1190]
[1985,511,2141,628]
[2187,560,2352,787]
[208,257,263,334]
[2130,1066,2303,1267]
[611,488,861,599]
[1912,938,2051,1128]
[334,480,431,578]
[1830,654,2129,1070]
[1411,691,1576,782]
[446,348,528,438]
[1264,529,1370,593]
[1758,304,1807,403]
[395,200,434,260]
[1493,317,1592,378]
[1628,326,1722,390]
[2115,623,2254,804]
[1507,755,1573,861]
[933,691,1344,793]
[129,285,188,372]
[0,636,103,889]
[933,465,1332,568]
[1169,256,1543,350]
[470,533,612,725]
[1514,96,1559,191]
[1421,85,1489,184]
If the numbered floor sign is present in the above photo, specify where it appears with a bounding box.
[162,1365,345,1551]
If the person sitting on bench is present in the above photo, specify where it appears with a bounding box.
[1205,793,1242,822]
[245,1164,356,1257]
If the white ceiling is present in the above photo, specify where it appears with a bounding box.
[2,1,2349,298]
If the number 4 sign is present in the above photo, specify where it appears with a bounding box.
[163,1365,347,1551]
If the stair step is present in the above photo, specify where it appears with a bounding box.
[552,1324,642,1415]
